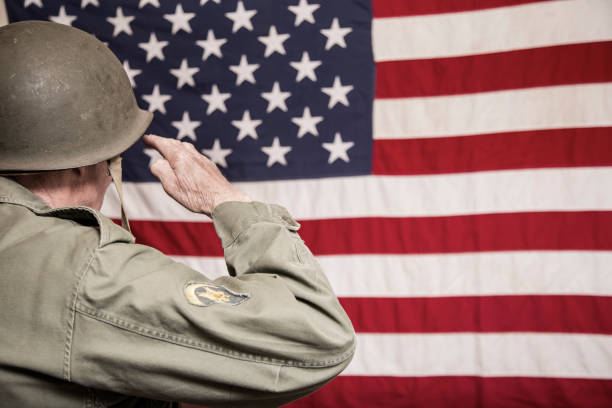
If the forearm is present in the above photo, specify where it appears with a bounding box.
[136,134,355,403]
[212,200,356,365]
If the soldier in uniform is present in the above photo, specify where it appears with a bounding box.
[0,21,355,407]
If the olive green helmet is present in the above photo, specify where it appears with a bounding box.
[0,20,152,172]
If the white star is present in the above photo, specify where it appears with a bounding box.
[229,55,260,86]
[258,26,290,58]
[172,111,201,141]
[291,107,323,138]
[138,33,168,62]
[288,0,320,26]
[261,82,291,113]
[139,0,160,8]
[201,0,221,4]
[164,4,195,34]
[196,30,227,61]
[321,76,353,108]
[24,0,43,8]
[225,1,257,33]
[201,85,231,115]
[289,51,321,82]
[202,139,232,168]
[322,133,354,163]
[231,110,262,141]
[81,0,99,8]
[170,59,199,89]
[106,7,134,37]
[50,6,77,26]
[261,137,292,167]
[142,84,172,114]
[320,18,352,50]
[122,60,141,88]
[143,148,163,167]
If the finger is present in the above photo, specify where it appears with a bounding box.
[178,142,218,170]
[146,148,164,167]
[182,141,200,154]
[143,134,182,163]
[150,158,178,189]
[142,134,165,147]
[143,134,181,160]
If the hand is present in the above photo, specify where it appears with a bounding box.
[142,134,251,216]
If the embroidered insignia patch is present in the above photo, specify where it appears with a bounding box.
[184,282,250,307]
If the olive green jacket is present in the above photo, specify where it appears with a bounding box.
[0,177,355,407]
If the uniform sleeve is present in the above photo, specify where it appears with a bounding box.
[69,201,356,407]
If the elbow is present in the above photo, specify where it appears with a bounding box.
[270,311,356,403]
[324,313,356,372]
[263,336,355,407]
[320,299,357,370]
[297,295,357,376]
[203,309,356,407]
[296,306,357,384]
[312,329,356,386]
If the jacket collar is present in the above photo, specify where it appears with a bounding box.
[0,176,52,211]
[0,176,134,247]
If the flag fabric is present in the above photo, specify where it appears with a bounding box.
[5,0,612,407]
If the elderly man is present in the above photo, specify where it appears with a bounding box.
[0,21,355,407]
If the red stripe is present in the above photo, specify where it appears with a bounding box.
[284,376,612,408]
[126,211,612,256]
[376,42,612,98]
[299,212,612,255]
[372,128,612,175]
[373,0,555,18]
[129,219,224,256]
[339,296,612,334]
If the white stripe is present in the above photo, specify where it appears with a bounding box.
[173,251,612,297]
[372,0,612,61]
[102,167,612,220]
[344,333,612,378]
[374,83,612,139]
[173,257,228,280]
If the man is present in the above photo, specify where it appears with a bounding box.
[0,21,355,407]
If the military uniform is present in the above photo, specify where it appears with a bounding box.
[0,176,356,407]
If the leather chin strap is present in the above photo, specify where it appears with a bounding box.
[107,156,131,233]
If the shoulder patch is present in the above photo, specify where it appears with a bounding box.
[184,282,250,307]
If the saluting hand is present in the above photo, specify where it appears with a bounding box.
[142,134,251,217]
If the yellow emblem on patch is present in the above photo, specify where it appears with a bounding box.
[184,282,250,307]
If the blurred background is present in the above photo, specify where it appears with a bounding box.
[3,0,612,406]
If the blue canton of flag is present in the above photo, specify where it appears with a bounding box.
[8,0,374,182]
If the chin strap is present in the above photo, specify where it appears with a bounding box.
[107,156,131,233]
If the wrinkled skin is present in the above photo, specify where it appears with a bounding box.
[143,134,251,216]
[13,161,112,210]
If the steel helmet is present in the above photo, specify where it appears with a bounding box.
[0,20,152,172]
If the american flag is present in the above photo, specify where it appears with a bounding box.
[4,0,612,407]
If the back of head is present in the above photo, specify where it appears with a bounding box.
[0,21,152,173]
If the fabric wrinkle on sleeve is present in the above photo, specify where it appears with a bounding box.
[211,201,301,249]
